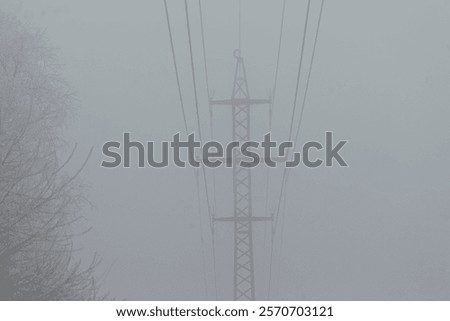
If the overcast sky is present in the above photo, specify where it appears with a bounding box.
[2,0,450,300]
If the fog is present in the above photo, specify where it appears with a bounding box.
[3,0,450,300]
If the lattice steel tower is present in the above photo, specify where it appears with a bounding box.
[211,50,271,300]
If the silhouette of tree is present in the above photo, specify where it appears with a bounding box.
[0,11,103,300]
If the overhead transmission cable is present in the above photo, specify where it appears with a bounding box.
[184,0,214,229]
[291,0,325,168]
[198,0,217,214]
[185,0,219,298]
[268,0,312,299]
[273,0,312,235]
[264,0,286,217]
[275,0,326,299]
[163,0,209,298]
[198,0,219,299]
[265,0,287,299]
[270,0,326,299]
[278,0,326,248]
[163,0,189,135]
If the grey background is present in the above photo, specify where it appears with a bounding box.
[2,0,450,300]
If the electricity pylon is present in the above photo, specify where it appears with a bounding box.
[210,50,271,300]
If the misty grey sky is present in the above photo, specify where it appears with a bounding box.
[2,0,450,299]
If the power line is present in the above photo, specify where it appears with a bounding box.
[286,0,312,148]
[163,0,208,297]
[273,0,311,236]
[264,0,286,216]
[265,0,287,299]
[164,0,218,298]
[270,0,326,299]
[184,0,213,226]
[185,0,219,299]
[268,0,312,299]
[278,2,325,299]
[270,0,287,128]
[291,0,326,157]
[199,0,211,101]
[279,0,326,248]
[198,0,219,299]
[163,0,189,135]
[185,0,204,143]
[198,0,216,213]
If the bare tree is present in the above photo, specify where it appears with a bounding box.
[0,11,103,300]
